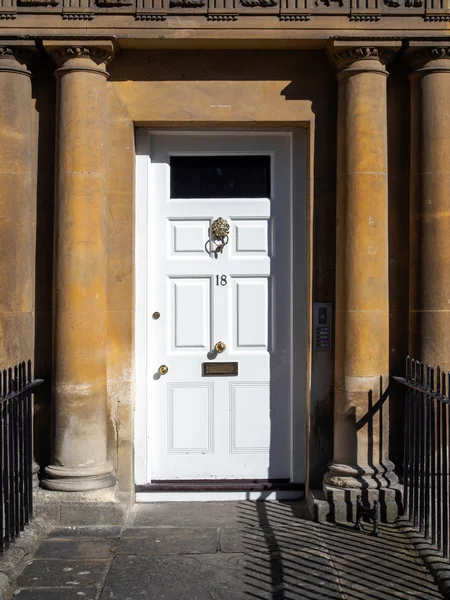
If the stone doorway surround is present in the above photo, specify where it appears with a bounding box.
[0,32,448,522]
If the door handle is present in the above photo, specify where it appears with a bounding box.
[159,365,169,375]
[215,341,227,353]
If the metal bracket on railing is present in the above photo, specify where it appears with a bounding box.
[354,495,380,536]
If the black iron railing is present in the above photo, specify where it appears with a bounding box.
[0,361,42,552]
[394,357,450,559]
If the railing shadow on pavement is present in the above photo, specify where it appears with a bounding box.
[236,499,443,600]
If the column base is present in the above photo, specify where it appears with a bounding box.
[41,463,116,492]
[323,460,399,489]
[308,485,404,524]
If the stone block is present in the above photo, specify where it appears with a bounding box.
[59,502,128,526]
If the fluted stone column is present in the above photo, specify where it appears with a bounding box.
[0,43,37,367]
[407,43,450,371]
[41,42,116,492]
[324,43,400,498]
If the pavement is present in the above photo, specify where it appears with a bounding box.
[8,501,445,600]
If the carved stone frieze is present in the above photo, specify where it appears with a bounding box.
[96,0,132,5]
[97,0,130,4]
[318,0,344,9]
[241,0,277,5]
[169,0,205,6]
[17,0,58,5]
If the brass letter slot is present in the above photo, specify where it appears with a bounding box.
[202,362,238,376]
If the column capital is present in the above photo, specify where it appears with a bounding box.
[326,41,401,73]
[0,41,39,76]
[404,42,450,73]
[43,40,115,77]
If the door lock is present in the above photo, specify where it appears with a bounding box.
[215,341,227,354]
[159,365,169,375]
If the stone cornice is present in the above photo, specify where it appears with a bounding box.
[0,0,449,23]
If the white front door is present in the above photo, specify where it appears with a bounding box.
[141,133,293,481]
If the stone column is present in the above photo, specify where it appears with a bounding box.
[324,43,400,496]
[407,43,450,371]
[41,42,116,492]
[0,43,37,367]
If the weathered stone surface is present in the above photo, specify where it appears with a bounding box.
[60,502,127,526]
[99,554,249,600]
[118,527,219,555]
[40,42,116,493]
[132,501,241,528]
[407,44,450,371]
[14,589,98,600]
[18,559,109,587]
[324,42,401,493]
[34,539,116,560]
[48,526,121,538]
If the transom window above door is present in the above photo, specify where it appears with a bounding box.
[170,155,271,199]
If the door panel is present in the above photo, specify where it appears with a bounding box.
[147,133,293,481]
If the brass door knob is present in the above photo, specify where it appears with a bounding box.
[159,365,169,375]
[215,341,227,353]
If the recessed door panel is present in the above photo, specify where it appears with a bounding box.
[169,219,211,257]
[168,384,213,454]
[230,383,270,453]
[170,278,211,350]
[233,278,269,350]
[234,220,270,255]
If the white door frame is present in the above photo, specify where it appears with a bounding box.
[134,129,308,489]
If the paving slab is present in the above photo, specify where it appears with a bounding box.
[99,553,247,600]
[17,559,109,588]
[34,538,116,560]
[48,526,121,539]
[14,589,98,600]
[117,526,219,555]
[131,501,241,527]
[219,525,325,554]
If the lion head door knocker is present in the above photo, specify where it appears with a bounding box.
[211,217,230,255]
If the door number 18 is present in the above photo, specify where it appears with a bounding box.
[216,275,228,286]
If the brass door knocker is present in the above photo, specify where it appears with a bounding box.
[211,217,230,255]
